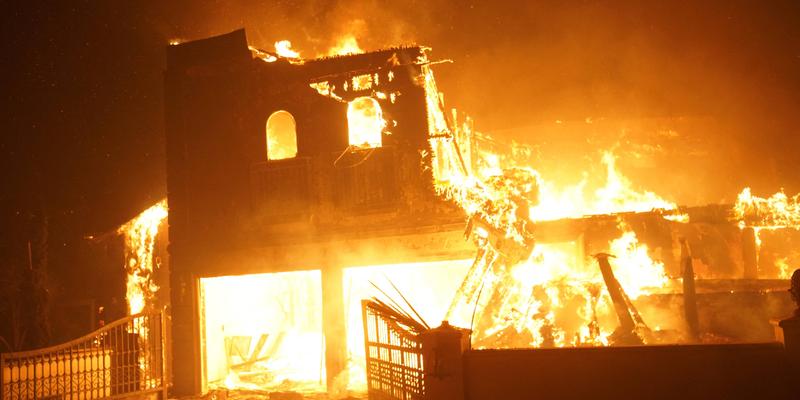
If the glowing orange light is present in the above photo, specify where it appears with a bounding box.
[118,199,168,315]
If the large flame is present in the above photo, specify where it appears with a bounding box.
[274,40,301,59]
[733,187,800,279]
[609,228,670,299]
[444,225,670,349]
[422,64,677,348]
[118,199,168,315]
[202,271,325,393]
[734,187,800,229]
[328,34,364,56]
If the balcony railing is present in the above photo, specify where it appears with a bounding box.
[249,157,312,220]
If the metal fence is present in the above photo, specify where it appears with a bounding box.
[1,311,167,400]
[361,300,424,400]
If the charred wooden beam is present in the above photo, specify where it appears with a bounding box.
[595,254,636,336]
[594,253,649,345]
[741,227,759,279]
[680,238,700,341]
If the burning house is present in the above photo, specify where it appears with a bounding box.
[164,29,475,395]
[5,4,800,400]
[159,29,799,398]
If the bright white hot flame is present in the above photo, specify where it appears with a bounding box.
[734,187,800,228]
[202,271,325,393]
[347,97,384,148]
[608,228,669,299]
[275,40,301,59]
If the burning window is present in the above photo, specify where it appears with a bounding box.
[347,97,383,149]
[266,110,298,160]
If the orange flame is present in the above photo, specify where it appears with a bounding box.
[422,63,676,348]
[734,187,800,229]
[118,199,168,315]
[733,187,800,279]
[328,35,364,56]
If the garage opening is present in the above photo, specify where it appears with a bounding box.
[198,260,472,394]
[200,270,324,393]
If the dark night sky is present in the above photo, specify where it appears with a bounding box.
[2,0,800,240]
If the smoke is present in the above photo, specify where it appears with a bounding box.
[140,1,800,203]
[6,0,800,227]
[154,0,449,54]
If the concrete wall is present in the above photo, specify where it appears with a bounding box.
[464,343,791,399]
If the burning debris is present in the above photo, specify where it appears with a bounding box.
[735,188,800,229]
[418,50,796,349]
[424,69,675,346]
[734,188,800,279]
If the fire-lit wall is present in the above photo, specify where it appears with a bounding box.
[163,29,473,396]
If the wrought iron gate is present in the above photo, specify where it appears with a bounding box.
[361,300,424,400]
[1,311,167,400]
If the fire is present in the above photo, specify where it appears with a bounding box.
[472,243,611,348]
[118,199,168,315]
[734,187,800,229]
[529,151,678,222]
[249,46,278,62]
[592,151,677,214]
[733,187,800,279]
[343,261,472,391]
[328,35,364,56]
[255,35,364,64]
[347,97,384,148]
[422,62,677,348]
[444,225,669,349]
[776,257,792,279]
[424,64,677,225]
[608,228,669,299]
[201,271,325,393]
[274,40,301,59]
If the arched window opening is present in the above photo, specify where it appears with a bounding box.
[347,97,383,149]
[266,110,298,160]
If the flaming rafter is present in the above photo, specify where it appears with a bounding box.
[733,188,800,279]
